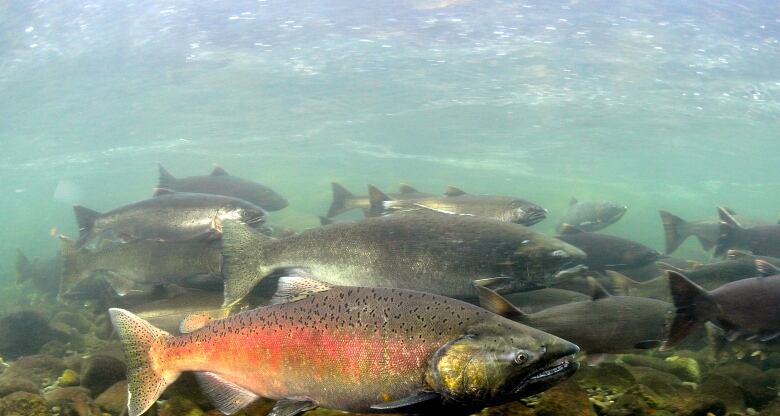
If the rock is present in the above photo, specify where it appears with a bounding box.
[162,372,213,409]
[0,377,38,397]
[158,396,204,416]
[0,391,52,416]
[664,355,702,382]
[51,312,93,334]
[699,374,746,413]
[80,354,126,396]
[95,381,128,415]
[625,366,684,396]
[710,362,775,408]
[535,379,597,416]
[0,354,65,387]
[659,389,725,416]
[606,393,649,416]
[479,401,535,416]
[574,363,636,391]
[43,386,101,416]
[0,311,68,359]
[221,398,276,416]
[760,398,780,416]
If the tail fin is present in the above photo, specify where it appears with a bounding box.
[659,211,690,254]
[661,271,719,351]
[108,308,177,416]
[157,164,176,190]
[15,249,31,284]
[318,216,334,226]
[220,220,273,308]
[327,182,356,218]
[73,205,100,244]
[367,185,392,217]
[58,236,88,298]
[714,206,744,257]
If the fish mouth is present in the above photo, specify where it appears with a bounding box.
[514,356,579,397]
[517,208,547,226]
[553,264,588,280]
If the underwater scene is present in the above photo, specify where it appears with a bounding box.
[3,0,780,415]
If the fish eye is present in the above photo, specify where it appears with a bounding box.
[514,351,529,365]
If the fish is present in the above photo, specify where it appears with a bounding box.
[158,164,288,211]
[555,225,662,272]
[109,276,580,416]
[501,288,589,314]
[659,208,767,254]
[556,198,627,232]
[220,209,586,308]
[128,290,258,334]
[714,207,780,258]
[478,276,671,355]
[326,182,433,217]
[73,190,267,248]
[15,249,62,298]
[662,262,780,350]
[59,236,223,297]
[377,186,547,226]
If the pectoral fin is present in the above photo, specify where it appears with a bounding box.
[269,399,316,416]
[104,273,140,297]
[370,391,440,411]
[634,340,662,350]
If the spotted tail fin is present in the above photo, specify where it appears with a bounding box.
[109,308,178,416]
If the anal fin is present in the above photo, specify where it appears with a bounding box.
[269,399,317,416]
[195,372,259,415]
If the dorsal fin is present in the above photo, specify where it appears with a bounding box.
[152,187,176,197]
[73,206,101,240]
[368,184,393,217]
[158,164,176,188]
[722,207,737,215]
[755,259,780,277]
[474,285,526,320]
[718,206,744,229]
[586,276,611,300]
[443,186,467,197]
[210,165,229,176]
[558,223,585,235]
[270,276,332,305]
[569,197,578,206]
[398,183,419,194]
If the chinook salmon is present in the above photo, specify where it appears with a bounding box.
[557,198,626,233]
[662,261,780,350]
[59,236,223,297]
[556,225,662,272]
[15,249,62,299]
[110,276,580,416]
[478,277,671,355]
[73,190,267,248]
[377,186,547,226]
[714,207,780,258]
[220,210,585,308]
[326,182,433,218]
[158,164,288,211]
[659,208,767,254]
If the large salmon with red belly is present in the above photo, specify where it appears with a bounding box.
[110,276,579,416]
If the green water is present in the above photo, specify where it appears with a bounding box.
[2,0,780,282]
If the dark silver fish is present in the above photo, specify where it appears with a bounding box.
[377,186,547,226]
[662,261,780,350]
[556,225,662,271]
[73,190,267,247]
[220,210,585,307]
[556,198,626,232]
[159,164,288,211]
[715,207,780,258]
[479,277,671,355]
